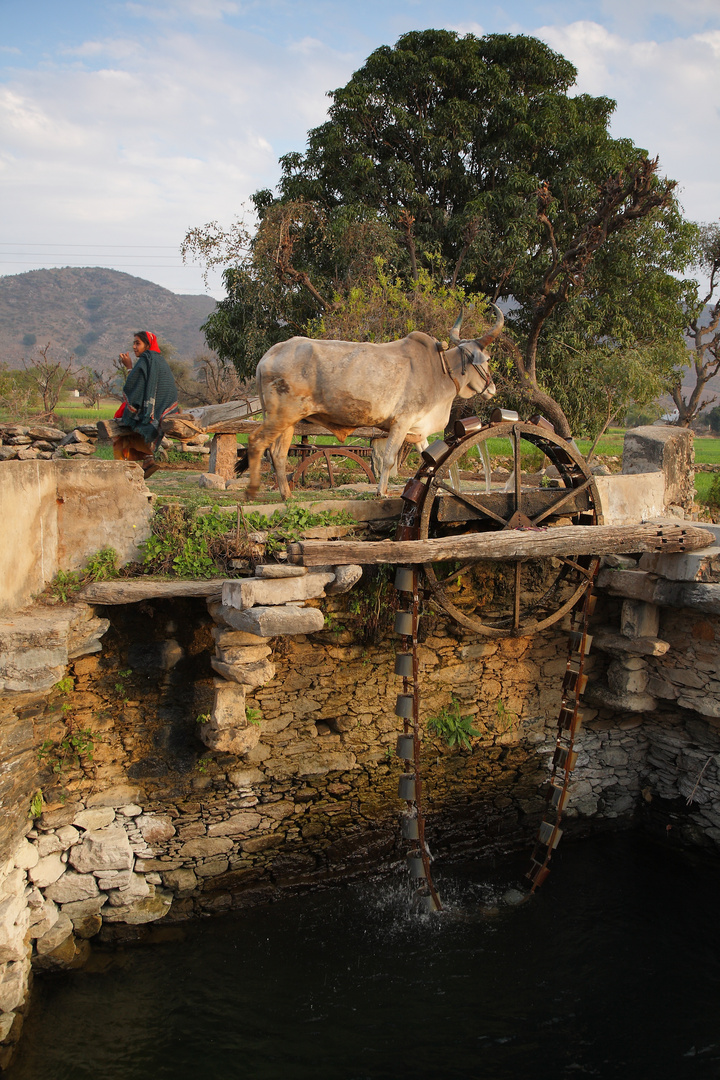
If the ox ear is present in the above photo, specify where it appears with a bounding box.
[476,303,504,348]
[448,310,464,347]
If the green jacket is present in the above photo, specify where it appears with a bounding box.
[119,350,179,449]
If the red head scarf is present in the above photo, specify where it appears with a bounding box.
[145,332,161,353]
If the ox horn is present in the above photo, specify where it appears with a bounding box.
[448,309,464,347]
[476,303,504,347]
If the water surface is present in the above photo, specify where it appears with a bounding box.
[9,834,720,1079]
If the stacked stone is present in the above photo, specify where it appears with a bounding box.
[0,423,98,462]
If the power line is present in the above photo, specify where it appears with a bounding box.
[0,243,180,249]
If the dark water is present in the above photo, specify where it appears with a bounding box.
[8,834,720,1080]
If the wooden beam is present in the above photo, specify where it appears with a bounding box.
[79,579,226,604]
[286,523,716,567]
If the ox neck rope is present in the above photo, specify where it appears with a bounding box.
[436,340,493,397]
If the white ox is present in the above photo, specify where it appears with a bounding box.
[246,307,503,500]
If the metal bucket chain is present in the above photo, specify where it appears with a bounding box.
[526,558,600,892]
[394,566,442,913]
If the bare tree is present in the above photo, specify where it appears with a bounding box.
[671,222,720,426]
[23,344,76,416]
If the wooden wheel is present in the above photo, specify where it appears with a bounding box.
[288,446,376,490]
[417,421,602,638]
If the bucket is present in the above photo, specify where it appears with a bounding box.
[454,415,484,439]
[394,611,414,637]
[394,653,413,678]
[538,821,563,849]
[407,853,427,879]
[490,408,519,423]
[401,478,426,504]
[401,814,419,839]
[421,440,450,466]
[396,734,414,760]
[394,567,414,593]
[416,891,441,913]
[398,773,416,801]
[553,746,578,771]
[529,414,555,433]
[395,694,414,719]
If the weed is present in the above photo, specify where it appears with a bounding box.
[142,504,231,578]
[196,712,211,725]
[118,668,132,678]
[49,569,82,602]
[242,503,356,556]
[196,756,212,774]
[38,727,100,784]
[496,699,518,732]
[246,706,262,727]
[83,547,119,582]
[54,676,75,695]
[427,699,480,750]
[28,789,44,820]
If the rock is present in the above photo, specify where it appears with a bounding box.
[620,600,659,639]
[220,605,325,637]
[15,448,40,461]
[32,934,78,970]
[62,442,96,456]
[201,681,261,756]
[86,785,144,808]
[55,826,80,850]
[35,835,62,859]
[0,959,31,1013]
[100,887,173,925]
[60,429,90,445]
[28,853,65,888]
[105,873,150,907]
[179,836,233,858]
[254,564,307,578]
[326,564,363,594]
[59,895,107,918]
[207,812,262,837]
[117,804,143,817]
[161,869,197,896]
[215,644,272,664]
[39,802,83,829]
[198,472,226,490]
[28,900,59,941]
[0,448,17,460]
[135,815,176,844]
[68,825,133,873]
[73,807,116,831]
[35,912,74,956]
[222,573,334,611]
[94,870,132,891]
[210,657,276,687]
[227,767,265,788]
[44,871,100,905]
[12,840,38,871]
[27,426,65,442]
[72,914,103,939]
[622,425,695,511]
[194,857,229,878]
[211,628,271,647]
[264,750,357,780]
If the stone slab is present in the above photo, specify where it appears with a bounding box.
[210,657,275,687]
[254,565,307,578]
[218,605,325,637]
[622,425,694,510]
[593,473,665,526]
[222,573,334,611]
[639,547,720,582]
[80,579,227,604]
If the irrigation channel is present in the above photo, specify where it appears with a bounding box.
[7,834,720,1080]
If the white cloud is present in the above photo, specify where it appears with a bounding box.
[540,21,720,223]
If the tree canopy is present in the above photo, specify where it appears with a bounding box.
[188,29,696,436]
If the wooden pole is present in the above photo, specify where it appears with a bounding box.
[286,523,715,567]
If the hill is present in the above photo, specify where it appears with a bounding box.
[0,268,216,370]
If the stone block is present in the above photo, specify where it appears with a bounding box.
[86,785,144,808]
[44,871,99,905]
[222,573,334,611]
[264,750,357,780]
[591,628,669,657]
[211,657,276,687]
[0,959,31,1013]
[622,425,694,511]
[254,565,307,578]
[100,887,173,924]
[179,837,233,858]
[73,808,115,831]
[161,869,197,896]
[35,912,73,956]
[194,857,230,878]
[607,661,649,696]
[68,826,133,873]
[35,835,62,859]
[94,870,133,891]
[639,547,720,583]
[583,681,657,713]
[105,873,150,907]
[55,826,80,849]
[59,895,107,918]
[620,600,659,639]
[12,840,38,871]
[211,628,271,647]
[216,644,272,664]
[227,767,265,788]
[208,433,238,479]
[593,472,665,526]
[28,853,65,888]
[28,900,59,941]
[207,812,262,837]
[198,472,226,490]
[73,914,102,939]
[220,605,325,637]
[326,565,363,595]
[39,802,83,830]
[135,815,176,844]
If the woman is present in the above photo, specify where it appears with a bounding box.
[113,331,179,478]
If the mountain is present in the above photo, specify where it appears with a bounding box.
[0,268,217,370]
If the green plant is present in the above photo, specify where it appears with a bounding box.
[83,547,119,582]
[48,568,82,602]
[28,789,44,820]
[496,699,519,732]
[196,756,212,774]
[243,504,356,555]
[118,668,132,678]
[427,699,480,750]
[196,712,211,725]
[142,503,231,578]
[705,474,720,510]
[37,727,100,783]
[55,676,75,695]
[246,706,262,726]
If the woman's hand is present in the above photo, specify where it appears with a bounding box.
[119,352,133,370]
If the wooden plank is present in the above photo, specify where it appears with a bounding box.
[436,488,591,522]
[79,579,227,604]
[287,523,716,567]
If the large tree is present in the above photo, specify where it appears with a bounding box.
[188,30,695,435]
[670,222,720,427]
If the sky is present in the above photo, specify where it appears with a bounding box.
[1,0,719,300]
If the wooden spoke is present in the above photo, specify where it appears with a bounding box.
[434,479,509,527]
[531,478,593,525]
